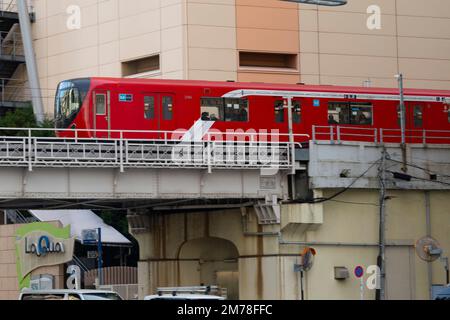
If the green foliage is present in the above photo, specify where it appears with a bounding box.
[0,107,55,137]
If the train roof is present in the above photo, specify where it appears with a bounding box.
[87,77,450,98]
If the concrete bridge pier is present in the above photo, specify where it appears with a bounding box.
[128,203,324,300]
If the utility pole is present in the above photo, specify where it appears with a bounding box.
[285,97,297,200]
[396,74,407,172]
[376,147,387,300]
[97,228,103,286]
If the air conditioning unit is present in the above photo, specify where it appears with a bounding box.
[334,267,349,280]
[30,274,55,290]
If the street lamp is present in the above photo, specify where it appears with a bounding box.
[281,0,347,6]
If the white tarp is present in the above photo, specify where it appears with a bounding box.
[29,210,131,245]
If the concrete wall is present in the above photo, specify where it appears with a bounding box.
[132,189,450,300]
[299,0,450,89]
[0,222,65,300]
[29,0,450,116]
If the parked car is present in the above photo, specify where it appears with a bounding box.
[144,294,225,301]
[144,286,226,300]
[19,289,123,300]
[435,286,450,300]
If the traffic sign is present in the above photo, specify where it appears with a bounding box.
[354,266,364,278]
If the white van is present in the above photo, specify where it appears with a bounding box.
[19,289,123,301]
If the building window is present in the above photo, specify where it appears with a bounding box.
[122,55,160,77]
[201,98,249,122]
[144,96,154,119]
[328,102,373,125]
[162,96,173,120]
[239,52,298,70]
[95,94,106,115]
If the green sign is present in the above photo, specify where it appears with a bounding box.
[15,223,74,290]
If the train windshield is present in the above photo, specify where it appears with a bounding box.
[55,78,91,129]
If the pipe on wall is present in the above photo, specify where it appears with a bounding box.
[17,0,45,124]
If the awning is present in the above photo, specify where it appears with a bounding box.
[29,210,132,246]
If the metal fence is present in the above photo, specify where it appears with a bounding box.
[312,125,450,145]
[0,127,307,172]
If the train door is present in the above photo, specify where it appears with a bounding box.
[406,102,424,143]
[93,90,111,138]
[142,93,176,139]
[159,93,176,133]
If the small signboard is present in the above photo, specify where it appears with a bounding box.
[81,229,98,245]
[119,93,133,102]
[87,251,98,259]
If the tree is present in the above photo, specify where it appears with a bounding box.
[0,106,55,137]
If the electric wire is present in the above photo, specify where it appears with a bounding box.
[304,158,382,204]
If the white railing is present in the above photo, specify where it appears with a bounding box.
[0,127,309,172]
[312,126,450,145]
[0,0,17,12]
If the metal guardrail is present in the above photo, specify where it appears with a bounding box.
[0,127,308,172]
[312,126,450,145]
[5,209,38,224]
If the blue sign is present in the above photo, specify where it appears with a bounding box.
[119,94,133,102]
[313,99,320,107]
[354,266,364,278]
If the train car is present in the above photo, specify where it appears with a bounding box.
[54,77,450,144]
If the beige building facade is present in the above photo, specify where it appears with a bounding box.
[15,0,450,115]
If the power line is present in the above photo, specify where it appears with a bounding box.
[307,159,382,204]
[388,158,450,179]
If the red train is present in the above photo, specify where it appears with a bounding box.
[55,77,450,144]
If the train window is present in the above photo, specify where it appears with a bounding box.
[350,103,372,125]
[293,101,301,124]
[328,102,347,124]
[201,98,224,121]
[448,108,450,123]
[274,101,284,123]
[328,102,372,125]
[414,105,423,127]
[224,98,248,122]
[144,96,154,119]
[96,94,106,115]
[274,100,301,124]
[162,96,173,120]
[201,98,248,122]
